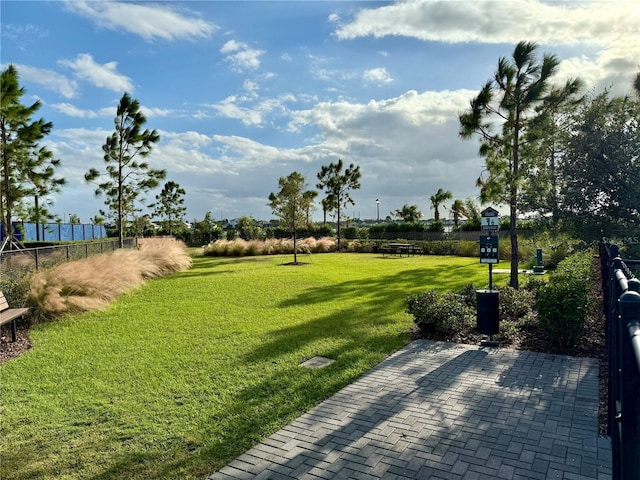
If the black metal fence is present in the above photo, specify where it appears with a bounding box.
[0,238,137,278]
[600,239,640,479]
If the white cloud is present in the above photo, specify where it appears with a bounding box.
[221,39,265,72]
[52,103,99,118]
[160,131,213,149]
[334,0,637,45]
[213,135,313,168]
[140,107,173,118]
[284,88,483,216]
[14,64,77,98]
[230,50,265,72]
[336,0,640,95]
[221,39,244,53]
[59,54,134,92]
[208,93,295,126]
[67,0,216,41]
[363,67,393,85]
[289,89,474,133]
[210,96,263,126]
[244,80,259,93]
[53,127,110,144]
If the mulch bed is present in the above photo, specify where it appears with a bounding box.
[0,320,32,363]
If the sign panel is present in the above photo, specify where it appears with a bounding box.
[481,206,500,231]
[480,235,499,264]
[481,216,500,231]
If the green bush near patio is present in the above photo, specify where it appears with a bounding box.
[0,253,503,480]
[537,248,594,349]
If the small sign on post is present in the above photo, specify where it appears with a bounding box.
[480,235,499,264]
[480,207,500,265]
[479,208,500,337]
[480,207,500,232]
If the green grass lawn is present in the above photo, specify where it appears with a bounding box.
[1,253,508,479]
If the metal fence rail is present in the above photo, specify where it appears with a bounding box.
[0,238,137,278]
[600,239,640,480]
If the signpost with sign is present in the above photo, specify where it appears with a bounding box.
[478,207,500,343]
[480,207,499,288]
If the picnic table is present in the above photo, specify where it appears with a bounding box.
[380,243,419,257]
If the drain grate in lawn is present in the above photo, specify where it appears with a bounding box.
[299,356,335,369]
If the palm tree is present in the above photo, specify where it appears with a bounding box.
[394,204,422,223]
[450,199,467,227]
[430,188,452,221]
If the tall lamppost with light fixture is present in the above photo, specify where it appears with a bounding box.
[376,198,380,223]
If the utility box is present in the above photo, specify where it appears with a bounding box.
[533,248,545,274]
[477,290,499,336]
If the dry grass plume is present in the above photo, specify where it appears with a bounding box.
[203,236,336,256]
[29,238,192,318]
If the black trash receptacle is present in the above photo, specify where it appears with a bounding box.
[477,289,499,335]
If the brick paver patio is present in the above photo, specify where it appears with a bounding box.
[208,340,611,479]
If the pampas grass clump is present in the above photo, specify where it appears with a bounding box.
[202,236,336,257]
[29,238,192,318]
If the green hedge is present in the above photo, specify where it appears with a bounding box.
[536,248,593,350]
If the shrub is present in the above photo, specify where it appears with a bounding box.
[499,319,518,343]
[427,221,444,233]
[368,224,385,239]
[342,226,359,239]
[457,283,477,307]
[0,275,32,308]
[537,249,592,350]
[422,240,462,256]
[459,241,478,258]
[406,289,474,336]
[523,277,547,301]
[496,285,534,322]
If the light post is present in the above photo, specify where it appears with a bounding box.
[376,198,380,223]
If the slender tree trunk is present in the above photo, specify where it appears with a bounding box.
[1,123,13,245]
[2,152,11,244]
[293,230,297,264]
[336,202,341,251]
[118,168,124,248]
[511,117,521,289]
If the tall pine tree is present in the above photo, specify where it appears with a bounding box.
[0,65,64,245]
[86,93,165,247]
[459,42,578,288]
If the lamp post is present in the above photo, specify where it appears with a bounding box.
[376,198,380,223]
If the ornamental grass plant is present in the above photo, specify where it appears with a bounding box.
[28,238,192,318]
[203,236,336,256]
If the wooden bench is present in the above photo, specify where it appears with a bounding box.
[0,291,29,342]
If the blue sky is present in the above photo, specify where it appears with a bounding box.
[2,0,638,224]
